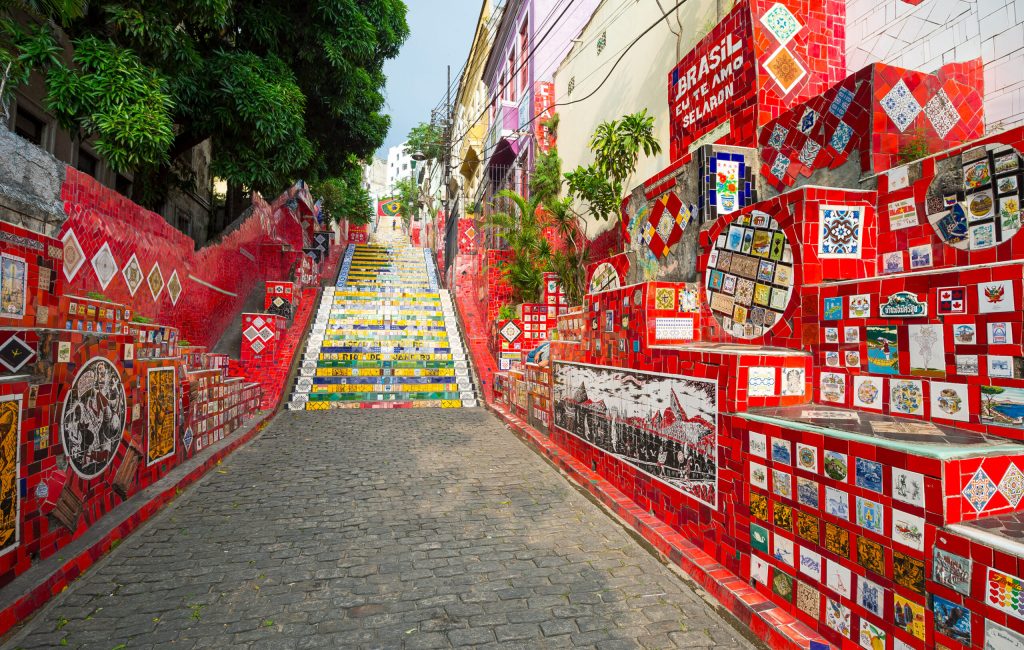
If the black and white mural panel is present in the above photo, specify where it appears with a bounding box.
[553,362,718,508]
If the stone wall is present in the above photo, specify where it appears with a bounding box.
[0,128,66,237]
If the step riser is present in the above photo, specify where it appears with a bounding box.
[288,241,474,410]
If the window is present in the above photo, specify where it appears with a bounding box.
[115,174,132,196]
[519,20,529,93]
[77,146,98,177]
[176,210,193,238]
[499,67,508,102]
[506,51,516,102]
[14,106,45,145]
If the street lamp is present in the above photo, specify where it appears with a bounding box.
[411,151,427,161]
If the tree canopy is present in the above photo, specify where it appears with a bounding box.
[318,158,374,225]
[0,0,409,209]
[404,120,444,163]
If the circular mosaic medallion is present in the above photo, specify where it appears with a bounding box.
[60,357,127,479]
[926,144,1023,250]
[705,210,795,338]
[588,262,621,294]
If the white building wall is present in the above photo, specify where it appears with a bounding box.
[552,0,721,237]
[386,142,415,191]
[846,0,1024,133]
[363,157,388,204]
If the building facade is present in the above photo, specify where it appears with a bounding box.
[8,63,214,245]
[362,156,389,206]
[386,142,416,192]
[478,0,600,214]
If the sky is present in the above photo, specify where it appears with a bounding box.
[376,0,482,159]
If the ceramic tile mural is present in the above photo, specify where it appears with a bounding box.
[0,163,347,609]
[759,63,984,190]
[0,396,20,557]
[553,362,718,507]
[926,144,1023,252]
[705,210,794,339]
[667,0,845,161]
[472,12,1024,646]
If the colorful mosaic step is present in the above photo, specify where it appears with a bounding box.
[288,229,476,410]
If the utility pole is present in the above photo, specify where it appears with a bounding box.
[442,64,452,285]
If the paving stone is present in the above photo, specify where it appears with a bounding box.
[7,410,760,650]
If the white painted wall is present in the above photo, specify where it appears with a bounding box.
[363,157,388,204]
[846,0,1024,133]
[552,0,721,236]
[386,142,415,192]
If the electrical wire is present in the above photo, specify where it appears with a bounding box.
[424,0,577,127]
[464,0,689,162]
[445,0,634,165]
[445,0,580,146]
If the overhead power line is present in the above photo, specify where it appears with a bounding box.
[466,0,690,162]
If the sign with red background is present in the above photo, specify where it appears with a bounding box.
[667,4,756,161]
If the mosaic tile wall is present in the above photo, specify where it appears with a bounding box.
[0,166,347,592]
[847,0,1024,134]
[490,128,1024,648]
[0,220,263,590]
[667,0,846,161]
[60,169,321,350]
[758,62,985,191]
[462,3,1024,644]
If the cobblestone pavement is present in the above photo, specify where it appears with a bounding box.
[8,409,759,650]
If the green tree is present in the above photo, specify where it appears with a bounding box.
[486,189,551,303]
[0,0,409,209]
[589,108,661,185]
[317,162,373,225]
[564,108,661,223]
[499,110,660,306]
[405,121,444,162]
[981,385,1006,417]
[392,175,420,227]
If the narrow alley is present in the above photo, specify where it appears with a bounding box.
[8,409,758,650]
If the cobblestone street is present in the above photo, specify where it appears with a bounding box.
[7,409,757,650]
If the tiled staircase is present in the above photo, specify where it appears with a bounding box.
[288,219,476,410]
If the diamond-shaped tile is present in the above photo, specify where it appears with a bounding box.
[770,154,791,180]
[0,335,34,372]
[763,46,806,95]
[258,326,274,341]
[166,270,182,305]
[62,229,85,282]
[500,320,522,343]
[252,316,266,329]
[122,254,144,296]
[91,242,117,290]
[962,467,998,513]
[998,464,1024,508]
[880,80,922,132]
[767,124,788,149]
[147,262,164,300]
[760,3,802,44]
[829,87,855,119]
[798,108,818,135]
[243,325,260,341]
[923,89,960,139]
[249,339,265,354]
[830,121,853,153]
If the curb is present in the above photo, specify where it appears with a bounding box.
[0,409,277,639]
[485,401,831,650]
